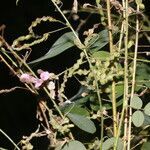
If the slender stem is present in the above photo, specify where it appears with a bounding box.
[121,57,150,64]
[120,0,129,149]
[0,54,36,93]
[43,87,64,119]
[50,1,89,115]
[94,75,103,150]
[0,129,20,150]
[2,38,37,77]
[106,0,113,54]
[106,0,117,137]
[112,81,118,136]
[51,0,81,43]
[114,0,129,147]
[127,5,140,150]
[84,47,104,150]
[82,47,104,150]
[1,48,18,67]
[118,23,124,52]
[0,54,18,76]
[123,0,129,149]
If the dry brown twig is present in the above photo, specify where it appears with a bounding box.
[0,86,29,94]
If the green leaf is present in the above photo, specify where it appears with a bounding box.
[132,110,144,127]
[63,105,90,117]
[141,142,150,150]
[143,114,150,127]
[108,84,124,100]
[69,107,89,116]
[130,95,143,109]
[136,63,150,80]
[89,28,119,52]
[102,137,123,150]
[136,63,150,88]
[67,113,96,134]
[92,51,110,61]
[115,84,124,98]
[103,99,123,110]
[29,32,76,64]
[90,103,100,111]
[89,29,109,52]
[61,140,86,150]
[73,96,90,106]
[144,102,150,116]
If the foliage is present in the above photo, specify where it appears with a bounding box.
[0,0,150,149]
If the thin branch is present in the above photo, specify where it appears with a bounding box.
[106,0,118,138]
[0,129,20,150]
[127,5,140,150]
[0,86,29,94]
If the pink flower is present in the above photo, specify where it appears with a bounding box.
[20,73,35,84]
[34,79,44,89]
[40,71,50,81]
[20,70,57,90]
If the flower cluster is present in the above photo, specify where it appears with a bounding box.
[20,69,58,99]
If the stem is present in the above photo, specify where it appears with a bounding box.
[43,87,64,119]
[122,0,129,149]
[121,57,150,64]
[51,0,80,43]
[0,54,36,93]
[0,54,18,76]
[0,129,20,150]
[106,0,113,54]
[127,5,140,150]
[84,47,104,150]
[1,48,18,67]
[94,76,103,150]
[114,0,129,147]
[118,23,124,52]
[82,47,104,150]
[106,0,117,137]
[112,82,118,136]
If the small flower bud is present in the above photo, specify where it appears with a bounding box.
[47,81,55,90]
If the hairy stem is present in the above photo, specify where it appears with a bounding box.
[106,0,118,137]
[127,5,140,150]
[122,0,129,149]
[114,0,129,148]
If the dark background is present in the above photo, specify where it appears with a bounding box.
[0,0,149,149]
